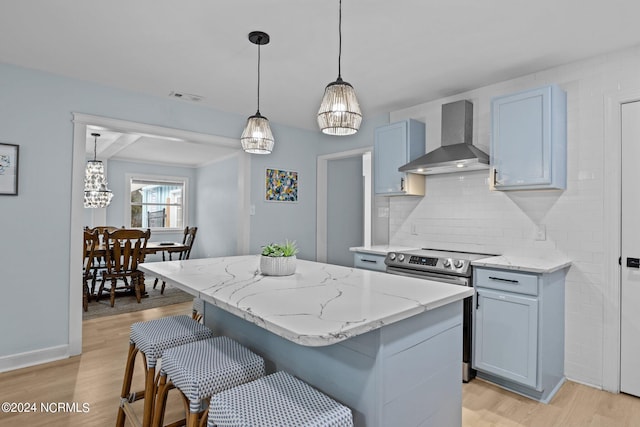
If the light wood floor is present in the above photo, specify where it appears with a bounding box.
[1,302,640,427]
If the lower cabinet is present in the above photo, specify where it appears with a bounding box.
[353,252,387,272]
[473,266,566,403]
[474,288,538,388]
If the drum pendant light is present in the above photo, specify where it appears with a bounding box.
[241,31,275,154]
[84,133,114,208]
[317,0,362,136]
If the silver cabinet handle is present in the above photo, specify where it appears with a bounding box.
[361,259,378,264]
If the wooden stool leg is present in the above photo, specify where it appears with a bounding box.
[151,374,169,427]
[187,411,200,427]
[116,343,138,427]
[142,365,157,427]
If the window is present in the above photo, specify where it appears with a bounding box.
[126,175,187,230]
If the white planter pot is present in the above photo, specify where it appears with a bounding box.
[260,255,297,276]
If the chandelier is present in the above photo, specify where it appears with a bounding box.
[317,0,362,136]
[84,133,113,208]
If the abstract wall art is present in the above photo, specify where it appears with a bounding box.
[265,168,298,202]
[0,143,19,195]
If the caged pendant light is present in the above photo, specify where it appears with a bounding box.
[317,0,362,136]
[241,31,275,154]
[84,133,113,208]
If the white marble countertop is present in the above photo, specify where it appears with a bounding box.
[349,245,419,256]
[139,255,473,347]
[471,255,572,274]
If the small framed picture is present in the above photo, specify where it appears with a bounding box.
[0,143,19,195]
[265,168,298,202]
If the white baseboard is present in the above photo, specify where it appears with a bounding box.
[0,345,69,373]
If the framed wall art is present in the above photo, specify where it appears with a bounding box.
[265,168,298,202]
[0,143,19,195]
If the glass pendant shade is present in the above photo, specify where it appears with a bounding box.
[84,133,113,208]
[242,31,274,154]
[241,112,274,154]
[317,77,362,136]
[318,0,362,136]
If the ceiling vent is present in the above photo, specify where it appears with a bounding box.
[169,91,203,102]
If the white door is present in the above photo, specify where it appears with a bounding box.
[620,101,640,396]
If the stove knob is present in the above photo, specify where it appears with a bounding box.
[453,259,464,269]
[388,252,396,261]
[443,259,451,268]
[398,254,405,262]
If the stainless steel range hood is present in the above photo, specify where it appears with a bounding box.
[398,100,489,175]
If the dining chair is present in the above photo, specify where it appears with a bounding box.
[153,226,198,294]
[84,225,123,294]
[97,228,151,307]
[83,229,99,312]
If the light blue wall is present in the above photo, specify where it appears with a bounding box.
[195,155,241,259]
[0,60,388,363]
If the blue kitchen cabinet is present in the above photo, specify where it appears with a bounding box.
[473,266,566,403]
[374,119,425,196]
[490,84,566,190]
[474,287,539,388]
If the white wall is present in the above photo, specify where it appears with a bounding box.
[387,45,640,388]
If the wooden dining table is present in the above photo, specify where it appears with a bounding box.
[93,241,189,257]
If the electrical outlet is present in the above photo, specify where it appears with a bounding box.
[411,223,418,235]
[250,204,256,216]
[378,207,389,218]
[535,224,546,241]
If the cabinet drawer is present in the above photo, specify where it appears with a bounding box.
[354,253,387,272]
[474,268,538,296]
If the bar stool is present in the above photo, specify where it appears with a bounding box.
[116,315,214,427]
[192,297,205,323]
[207,371,353,427]
[152,336,265,427]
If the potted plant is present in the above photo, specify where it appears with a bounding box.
[260,240,298,276]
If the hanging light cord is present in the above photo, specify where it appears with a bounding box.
[338,0,342,80]
[93,135,98,161]
[256,37,262,114]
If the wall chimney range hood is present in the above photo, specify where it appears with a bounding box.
[398,100,489,175]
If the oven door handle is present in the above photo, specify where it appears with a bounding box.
[386,266,471,287]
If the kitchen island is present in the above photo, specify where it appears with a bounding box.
[139,255,473,426]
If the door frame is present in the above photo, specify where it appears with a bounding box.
[316,147,372,263]
[69,113,249,355]
[603,90,640,392]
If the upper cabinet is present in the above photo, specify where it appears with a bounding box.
[490,84,567,190]
[374,119,425,196]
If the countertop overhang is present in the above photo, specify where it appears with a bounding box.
[139,255,473,347]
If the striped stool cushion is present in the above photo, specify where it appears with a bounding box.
[161,336,265,413]
[130,315,213,368]
[207,371,353,427]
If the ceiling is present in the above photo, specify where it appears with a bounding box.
[4,0,640,162]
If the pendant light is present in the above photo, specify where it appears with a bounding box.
[241,31,275,154]
[84,133,113,208]
[317,0,362,136]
